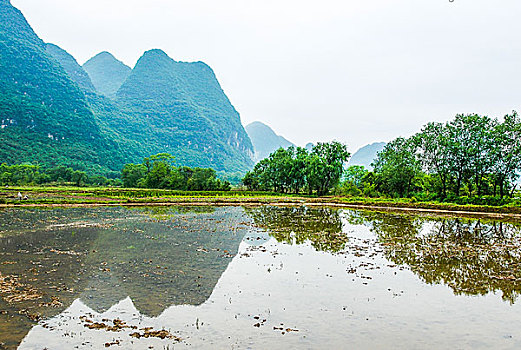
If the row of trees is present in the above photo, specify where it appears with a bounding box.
[0,164,119,186]
[242,142,350,196]
[341,112,521,201]
[121,153,231,191]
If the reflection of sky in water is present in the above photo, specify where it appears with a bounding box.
[1,206,521,349]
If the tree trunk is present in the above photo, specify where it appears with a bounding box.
[441,174,447,199]
[456,174,462,197]
[510,184,517,198]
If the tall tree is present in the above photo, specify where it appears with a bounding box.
[491,112,521,197]
[373,137,421,197]
[415,122,452,198]
[308,142,350,196]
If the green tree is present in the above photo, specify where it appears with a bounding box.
[445,114,495,196]
[121,163,147,188]
[307,142,350,196]
[373,137,421,197]
[71,170,87,187]
[491,111,521,197]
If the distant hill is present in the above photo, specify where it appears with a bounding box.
[44,44,145,167]
[46,43,95,92]
[348,142,387,170]
[115,49,254,172]
[83,51,131,98]
[245,121,294,162]
[0,1,255,175]
[0,0,122,173]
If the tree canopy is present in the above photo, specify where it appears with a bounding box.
[121,153,231,191]
[242,141,350,196]
[339,112,521,204]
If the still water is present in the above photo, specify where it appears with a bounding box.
[0,206,520,349]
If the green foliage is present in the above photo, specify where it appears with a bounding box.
[242,142,350,196]
[308,142,351,196]
[335,165,369,196]
[114,49,254,173]
[0,163,42,185]
[122,164,147,188]
[121,153,231,191]
[0,2,255,177]
[372,137,422,197]
[0,1,124,175]
[352,112,521,204]
[0,163,117,187]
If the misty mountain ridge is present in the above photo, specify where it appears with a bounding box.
[348,142,387,170]
[46,43,96,92]
[246,121,294,162]
[0,0,254,175]
[83,51,131,98]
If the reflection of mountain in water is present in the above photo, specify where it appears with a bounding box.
[4,205,521,348]
[0,206,249,349]
[80,206,249,315]
[345,211,521,304]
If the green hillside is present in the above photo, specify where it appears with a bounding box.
[46,43,95,92]
[245,121,294,162]
[0,0,121,174]
[115,49,254,173]
[0,1,254,176]
[83,51,131,98]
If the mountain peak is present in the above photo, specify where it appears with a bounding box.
[246,121,294,162]
[0,0,42,47]
[142,49,172,61]
[115,50,254,172]
[348,142,387,170]
[83,51,131,98]
[89,51,117,61]
[247,121,269,128]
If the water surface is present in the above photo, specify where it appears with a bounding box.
[0,206,520,349]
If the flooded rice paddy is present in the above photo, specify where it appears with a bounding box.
[0,205,521,349]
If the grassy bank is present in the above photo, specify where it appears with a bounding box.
[1,187,520,216]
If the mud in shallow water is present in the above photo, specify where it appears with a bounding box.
[0,206,520,349]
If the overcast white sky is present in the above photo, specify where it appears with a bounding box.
[11,0,521,151]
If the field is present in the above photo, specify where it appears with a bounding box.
[2,187,521,219]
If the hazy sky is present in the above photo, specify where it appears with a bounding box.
[11,0,521,151]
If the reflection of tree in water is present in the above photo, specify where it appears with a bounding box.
[345,211,521,304]
[246,206,348,253]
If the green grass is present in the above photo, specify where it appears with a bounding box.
[1,186,520,215]
[326,196,521,215]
